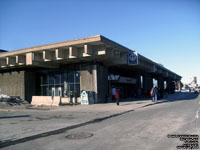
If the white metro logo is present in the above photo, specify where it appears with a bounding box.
[129,53,137,61]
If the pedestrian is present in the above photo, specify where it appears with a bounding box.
[151,86,158,103]
[115,88,120,106]
[112,87,116,102]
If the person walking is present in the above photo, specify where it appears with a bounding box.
[151,86,158,103]
[112,87,116,102]
[115,88,120,106]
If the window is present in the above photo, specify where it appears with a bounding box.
[39,70,80,97]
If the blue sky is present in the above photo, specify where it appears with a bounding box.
[0,0,200,84]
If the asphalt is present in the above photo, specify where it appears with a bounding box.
[0,92,199,149]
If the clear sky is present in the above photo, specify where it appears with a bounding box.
[0,0,199,84]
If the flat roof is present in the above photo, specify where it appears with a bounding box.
[0,35,181,79]
[0,35,131,57]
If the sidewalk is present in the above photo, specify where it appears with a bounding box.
[0,95,176,144]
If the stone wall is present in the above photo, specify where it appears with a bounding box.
[0,71,25,100]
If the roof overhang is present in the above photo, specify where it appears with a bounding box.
[0,35,181,80]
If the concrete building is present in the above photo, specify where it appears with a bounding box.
[0,35,181,105]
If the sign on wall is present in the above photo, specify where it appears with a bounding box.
[81,91,89,105]
[128,51,138,65]
[108,74,120,80]
[118,77,137,84]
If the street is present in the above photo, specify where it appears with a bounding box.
[0,92,199,150]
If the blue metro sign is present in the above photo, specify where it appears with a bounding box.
[128,51,138,65]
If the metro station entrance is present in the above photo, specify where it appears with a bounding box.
[111,82,137,99]
[109,75,138,99]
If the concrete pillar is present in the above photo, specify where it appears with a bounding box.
[166,78,175,93]
[176,81,181,91]
[157,77,164,99]
[25,71,36,103]
[143,74,153,97]
[171,81,175,93]
[97,65,108,102]
[158,77,164,90]
[136,75,142,98]
[80,64,108,103]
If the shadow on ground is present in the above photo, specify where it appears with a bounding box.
[117,92,199,106]
[165,92,199,101]
[141,92,199,108]
[0,115,31,119]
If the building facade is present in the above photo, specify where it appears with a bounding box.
[0,35,181,105]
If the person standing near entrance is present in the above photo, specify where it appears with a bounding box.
[112,87,116,102]
[115,88,120,106]
[151,86,158,103]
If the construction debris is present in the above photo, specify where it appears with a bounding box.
[0,94,29,108]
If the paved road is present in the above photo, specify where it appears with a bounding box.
[0,92,200,150]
